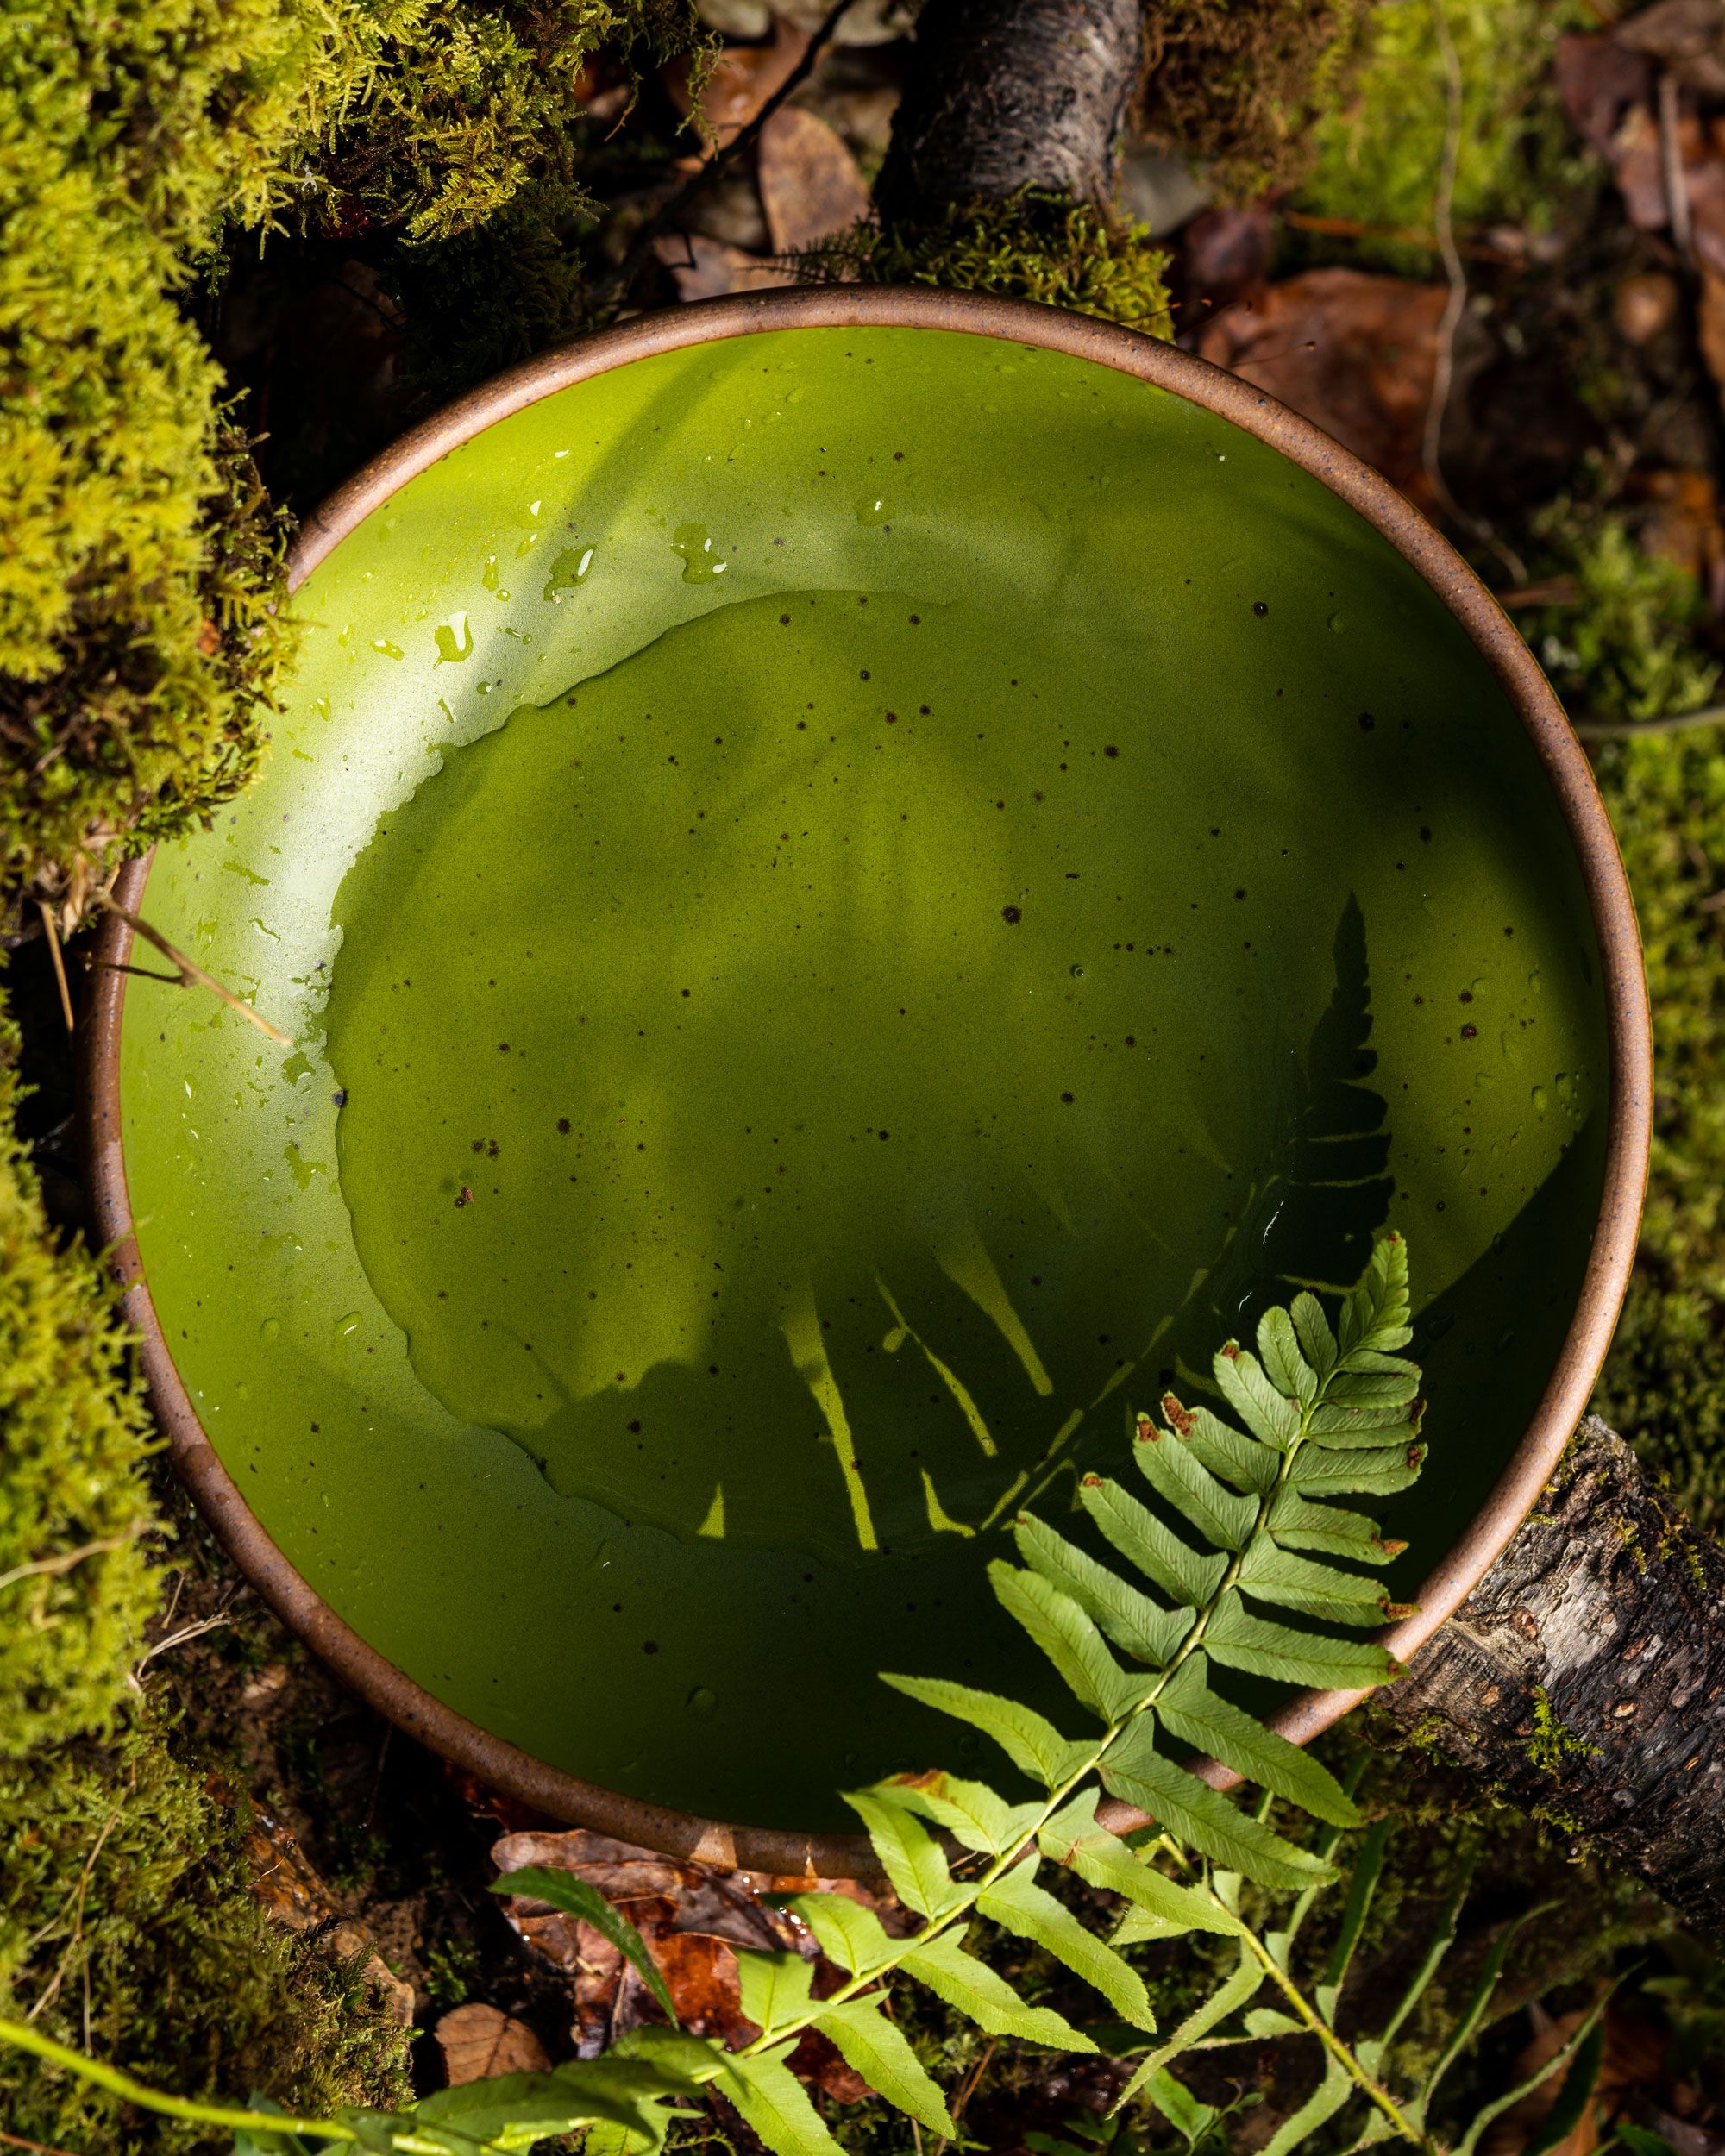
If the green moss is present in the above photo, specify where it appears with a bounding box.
[0,1708,411,2152]
[0,975,159,1751]
[1524,509,1722,730]
[1291,0,1596,273]
[0,975,410,2147]
[1590,716,1725,1526]
[1525,1686,1600,1777]
[799,192,1174,339]
[1,0,694,900]
[1136,0,1370,198]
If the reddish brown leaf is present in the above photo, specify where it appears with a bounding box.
[757,107,870,253]
[490,1827,905,2084]
[1636,466,1725,599]
[1554,33,1653,156]
[1483,2002,1671,2156]
[1615,0,1725,96]
[1179,203,1276,331]
[1196,270,1447,500]
[435,2003,551,2085]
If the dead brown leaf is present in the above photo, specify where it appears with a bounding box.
[757,106,870,253]
[1482,2002,1669,2156]
[490,1827,896,2103]
[664,20,810,146]
[1178,203,1276,333]
[653,229,798,301]
[1555,33,1655,157]
[1615,0,1725,96]
[434,2003,551,2084]
[1636,466,1725,600]
[1196,269,1448,500]
[233,1789,417,2026]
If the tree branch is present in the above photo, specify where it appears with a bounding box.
[1369,1415,1725,1940]
[873,0,1142,222]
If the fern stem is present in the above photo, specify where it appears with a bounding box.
[0,2015,441,2153]
[1227,1919,1431,2148]
[743,1357,1341,2058]
[746,1261,1418,2117]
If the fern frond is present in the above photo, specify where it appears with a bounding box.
[1153,1660,1358,1827]
[976,1858,1157,2029]
[812,1998,957,2137]
[900,1927,1095,2048]
[1113,1944,1263,2106]
[624,1235,1428,2153]
[881,1768,1043,1856]
[1013,1513,1195,1663]
[0,1238,1439,2156]
[875,1673,1093,1786]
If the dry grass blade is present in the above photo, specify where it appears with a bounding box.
[93,890,292,1047]
[36,900,74,1033]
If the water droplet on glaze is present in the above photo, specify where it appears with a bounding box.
[1328,612,1346,632]
[335,1311,361,1339]
[1070,964,1086,979]
[435,613,474,663]
[856,496,891,527]
[672,525,729,583]
[543,547,595,601]
[260,1316,281,1341]
[687,1685,717,1715]
[371,638,404,660]
[482,555,501,592]
[1555,1071,1575,1104]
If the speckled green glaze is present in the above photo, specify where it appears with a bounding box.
[118,327,1609,1830]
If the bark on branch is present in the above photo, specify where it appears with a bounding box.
[874,0,1142,221]
[1371,1415,1725,1940]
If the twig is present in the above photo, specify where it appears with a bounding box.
[588,0,858,318]
[134,1608,235,1673]
[0,1532,143,1597]
[36,901,74,1033]
[1283,210,1517,265]
[949,2035,997,2125]
[92,891,292,1047]
[28,1811,122,2025]
[1659,71,1694,266]
[1571,702,1725,741]
[1496,576,1580,609]
[0,2129,86,2156]
[93,960,197,986]
[1421,0,1527,584]
[363,1724,393,1833]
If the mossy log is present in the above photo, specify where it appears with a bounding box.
[1371,1415,1725,1940]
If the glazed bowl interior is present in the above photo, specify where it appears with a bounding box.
[113,308,1619,1837]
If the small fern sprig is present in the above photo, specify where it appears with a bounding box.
[0,1236,1434,2156]
[675,1232,1430,2153]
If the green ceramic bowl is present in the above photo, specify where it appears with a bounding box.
[89,290,1648,1871]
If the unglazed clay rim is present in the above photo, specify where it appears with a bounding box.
[85,286,1652,1877]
